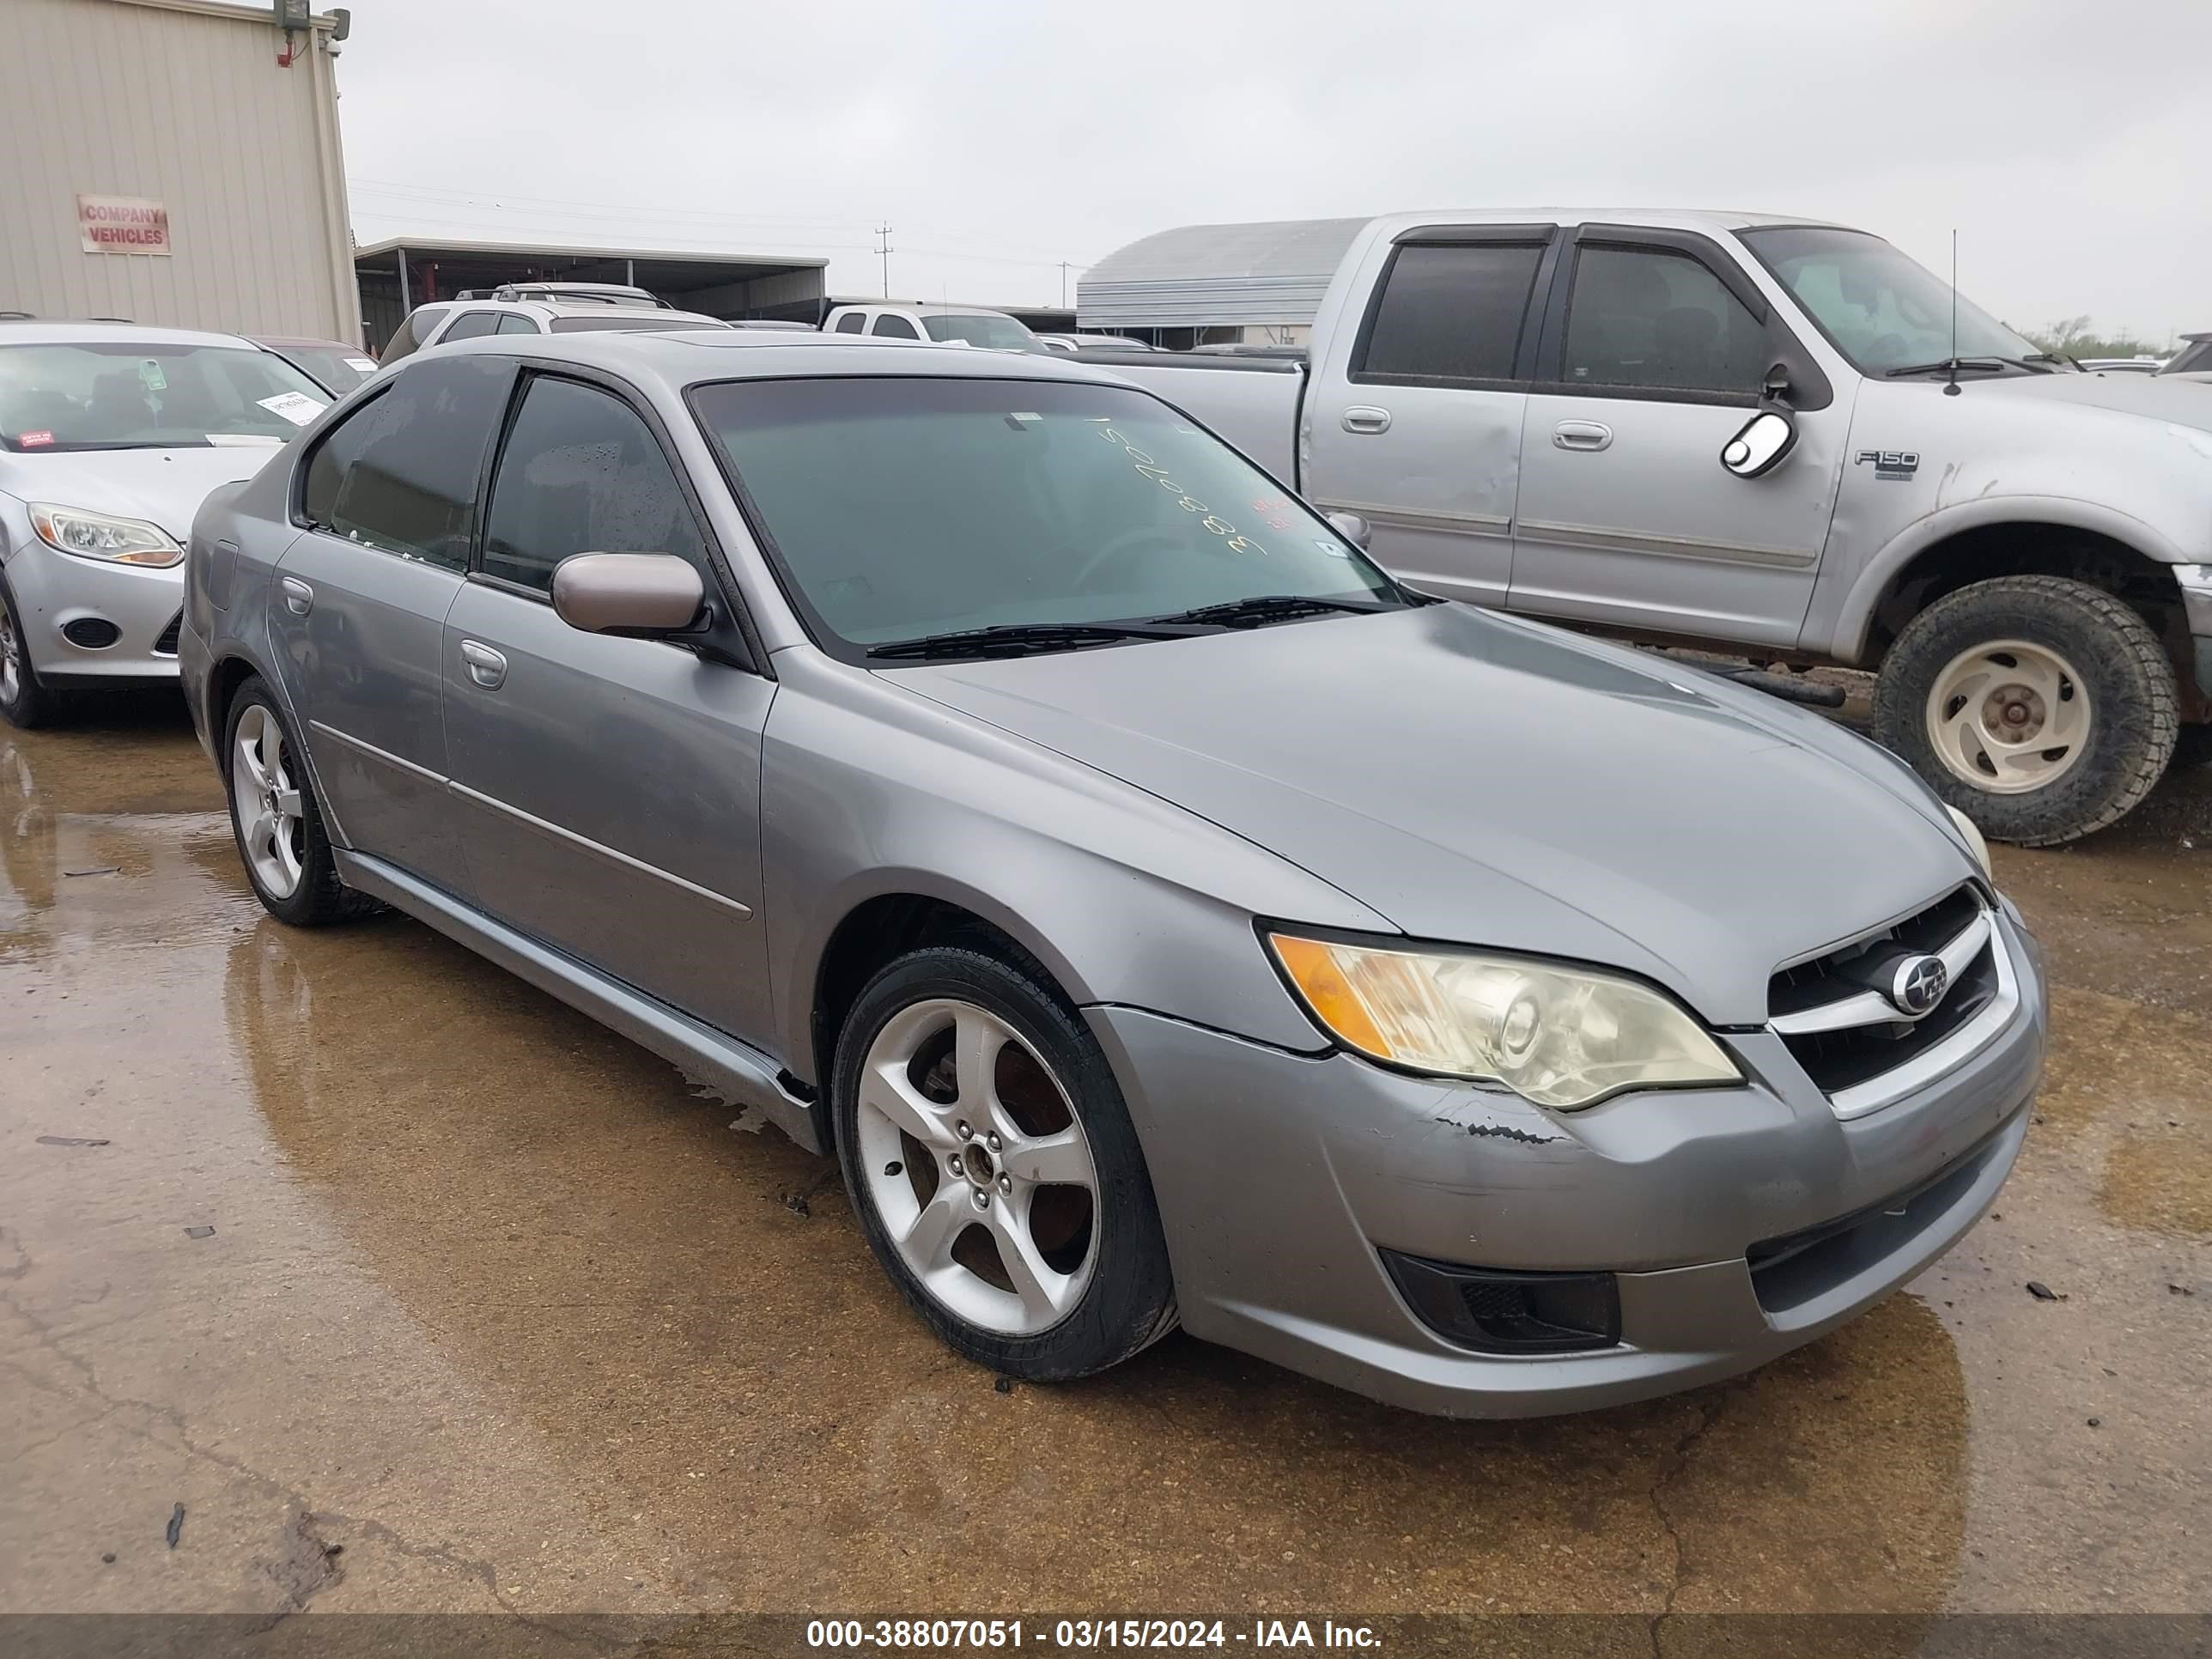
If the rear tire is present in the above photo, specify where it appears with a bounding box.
[831,945,1178,1382]
[1874,575,2179,846]
[222,676,376,926]
[0,573,65,730]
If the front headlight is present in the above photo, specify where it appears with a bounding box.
[29,502,183,568]
[1944,805,1993,879]
[1267,933,1742,1110]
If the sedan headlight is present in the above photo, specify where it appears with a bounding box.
[1268,933,1741,1110]
[1944,805,1993,879]
[29,502,183,568]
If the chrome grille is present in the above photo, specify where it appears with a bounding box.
[1767,885,2016,1119]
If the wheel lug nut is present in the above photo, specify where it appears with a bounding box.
[948,1155,964,1177]
[973,1189,990,1210]
[998,1174,1012,1194]
[986,1133,1002,1152]
[956,1121,973,1140]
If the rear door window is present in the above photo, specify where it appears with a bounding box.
[439,310,502,342]
[297,355,516,571]
[1356,242,1547,384]
[479,375,706,593]
[495,313,542,336]
[832,312,866,335]
[871,313,921,339]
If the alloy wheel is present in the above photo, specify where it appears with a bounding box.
[1923,638,2092,794]
[233,703,307,898]
[855,998,1100,1335]
[0,605,21,708]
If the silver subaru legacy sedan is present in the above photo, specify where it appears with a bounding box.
[179,331,2045,1417]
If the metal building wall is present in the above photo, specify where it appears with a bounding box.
[0,0,359,342]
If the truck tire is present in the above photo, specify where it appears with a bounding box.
[1873,575,2179,846]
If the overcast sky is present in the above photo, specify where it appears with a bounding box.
[337,0,2209,342]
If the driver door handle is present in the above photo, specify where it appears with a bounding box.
[1553,420,1613,452]
[280,577,313,616]
[459,640,507,690]
[1342,405,1392,434]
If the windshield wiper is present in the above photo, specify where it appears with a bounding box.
[2017,352,2075,372]
[1882,357,2012,379]
[865,621,1189,661]
[1137,593,1390,629]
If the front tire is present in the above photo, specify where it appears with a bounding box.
[222,676,374,925]
[1874,575,2179,846]
[0,573,65,730]
[832,945,1178,1382]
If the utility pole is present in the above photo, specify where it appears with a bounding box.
[875,223,894,299]
[1059,260,1073,308]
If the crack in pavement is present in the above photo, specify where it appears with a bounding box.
[1644,1386,1735,1659]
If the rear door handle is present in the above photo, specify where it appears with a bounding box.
[1553,420,1613,452]
[459,639,507,690]
[279,576,314,615]
[1341,405,1392,434]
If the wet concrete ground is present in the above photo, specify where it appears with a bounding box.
[2,696,2206,1629]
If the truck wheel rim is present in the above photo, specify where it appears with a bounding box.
[0,607,20,705]
[233,704,306,898]
[856,998,1099,1336]
[1924,638,2091,795]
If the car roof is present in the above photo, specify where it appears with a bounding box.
[437,297,728,326]
[0,319,261,349]
[830,301,1021,319]
[423,329,1123,396]
[1361,207,1854,236]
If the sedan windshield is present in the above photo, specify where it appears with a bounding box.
[0,341,330,453]
[692,377,1410,656]
[1740,226,2046,376]
[270,343,377,394]
[921,313,1042,351]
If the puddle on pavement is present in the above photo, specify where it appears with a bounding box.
[12,708,2211,1617]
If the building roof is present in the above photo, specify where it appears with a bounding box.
[353,237,826,298]
[1078,218,1368,328]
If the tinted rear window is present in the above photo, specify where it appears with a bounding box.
[1358,243,1545,383]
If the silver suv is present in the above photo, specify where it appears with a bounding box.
[179,331,2043,1417]
[380,286,729,366]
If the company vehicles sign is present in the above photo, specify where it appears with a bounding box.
[77,195,170,255]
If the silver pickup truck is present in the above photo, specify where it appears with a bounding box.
[1104,210,2212,845]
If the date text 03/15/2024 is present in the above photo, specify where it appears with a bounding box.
[805,1620,1383,1650]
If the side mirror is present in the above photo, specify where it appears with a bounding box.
[1324,510,1373,550]
[550,553,705,636]
[1720,410,1797,479]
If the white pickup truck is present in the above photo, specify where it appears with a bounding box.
[1103,210,2212,844]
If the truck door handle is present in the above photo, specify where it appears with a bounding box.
[279,577,314,616]
[459,640,507,690]
[1553,420,1613,452]
[1341,405,1392,434]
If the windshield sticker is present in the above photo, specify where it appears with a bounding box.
[138,359,167,392]
[343,357,377,373]
[16,430,54,448]
[256,392,327,426]
[1096,425,1267,556]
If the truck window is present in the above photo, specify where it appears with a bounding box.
[872,314,921,339]
[1561,247,1767,396]
[1356,244,1544,385]
[833,313,866,334]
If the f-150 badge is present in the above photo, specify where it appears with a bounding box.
[1854,449,1920,480]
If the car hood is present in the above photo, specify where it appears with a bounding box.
[1979,368,2212,434]
[886,604,1975,1026]
[0,445,286,541]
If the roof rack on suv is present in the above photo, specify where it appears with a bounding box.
[458,282,671,309]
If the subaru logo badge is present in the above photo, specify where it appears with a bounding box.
[1887,954,1949,1018]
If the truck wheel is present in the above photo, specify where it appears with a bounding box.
[1874,575,2179,846]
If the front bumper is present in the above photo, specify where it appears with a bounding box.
[2,539,185,684]
[1087,913,2045,1418]
[2177,563,2212,698]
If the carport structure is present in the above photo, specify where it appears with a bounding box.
[355,237,829,352]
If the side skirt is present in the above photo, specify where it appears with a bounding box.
[335,848,822,1154]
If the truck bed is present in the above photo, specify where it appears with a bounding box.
[1079,350,1306,486]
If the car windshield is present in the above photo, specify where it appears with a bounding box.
[1740,226,2045,375]
[0,341,331,453]
[274,343,376,394]
[921,313,1042,351]
[2159,339,2212,375]
[692,376,1409,655]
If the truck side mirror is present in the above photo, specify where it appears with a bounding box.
[1720,410,1796,479]
[1324,511,1372,550]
